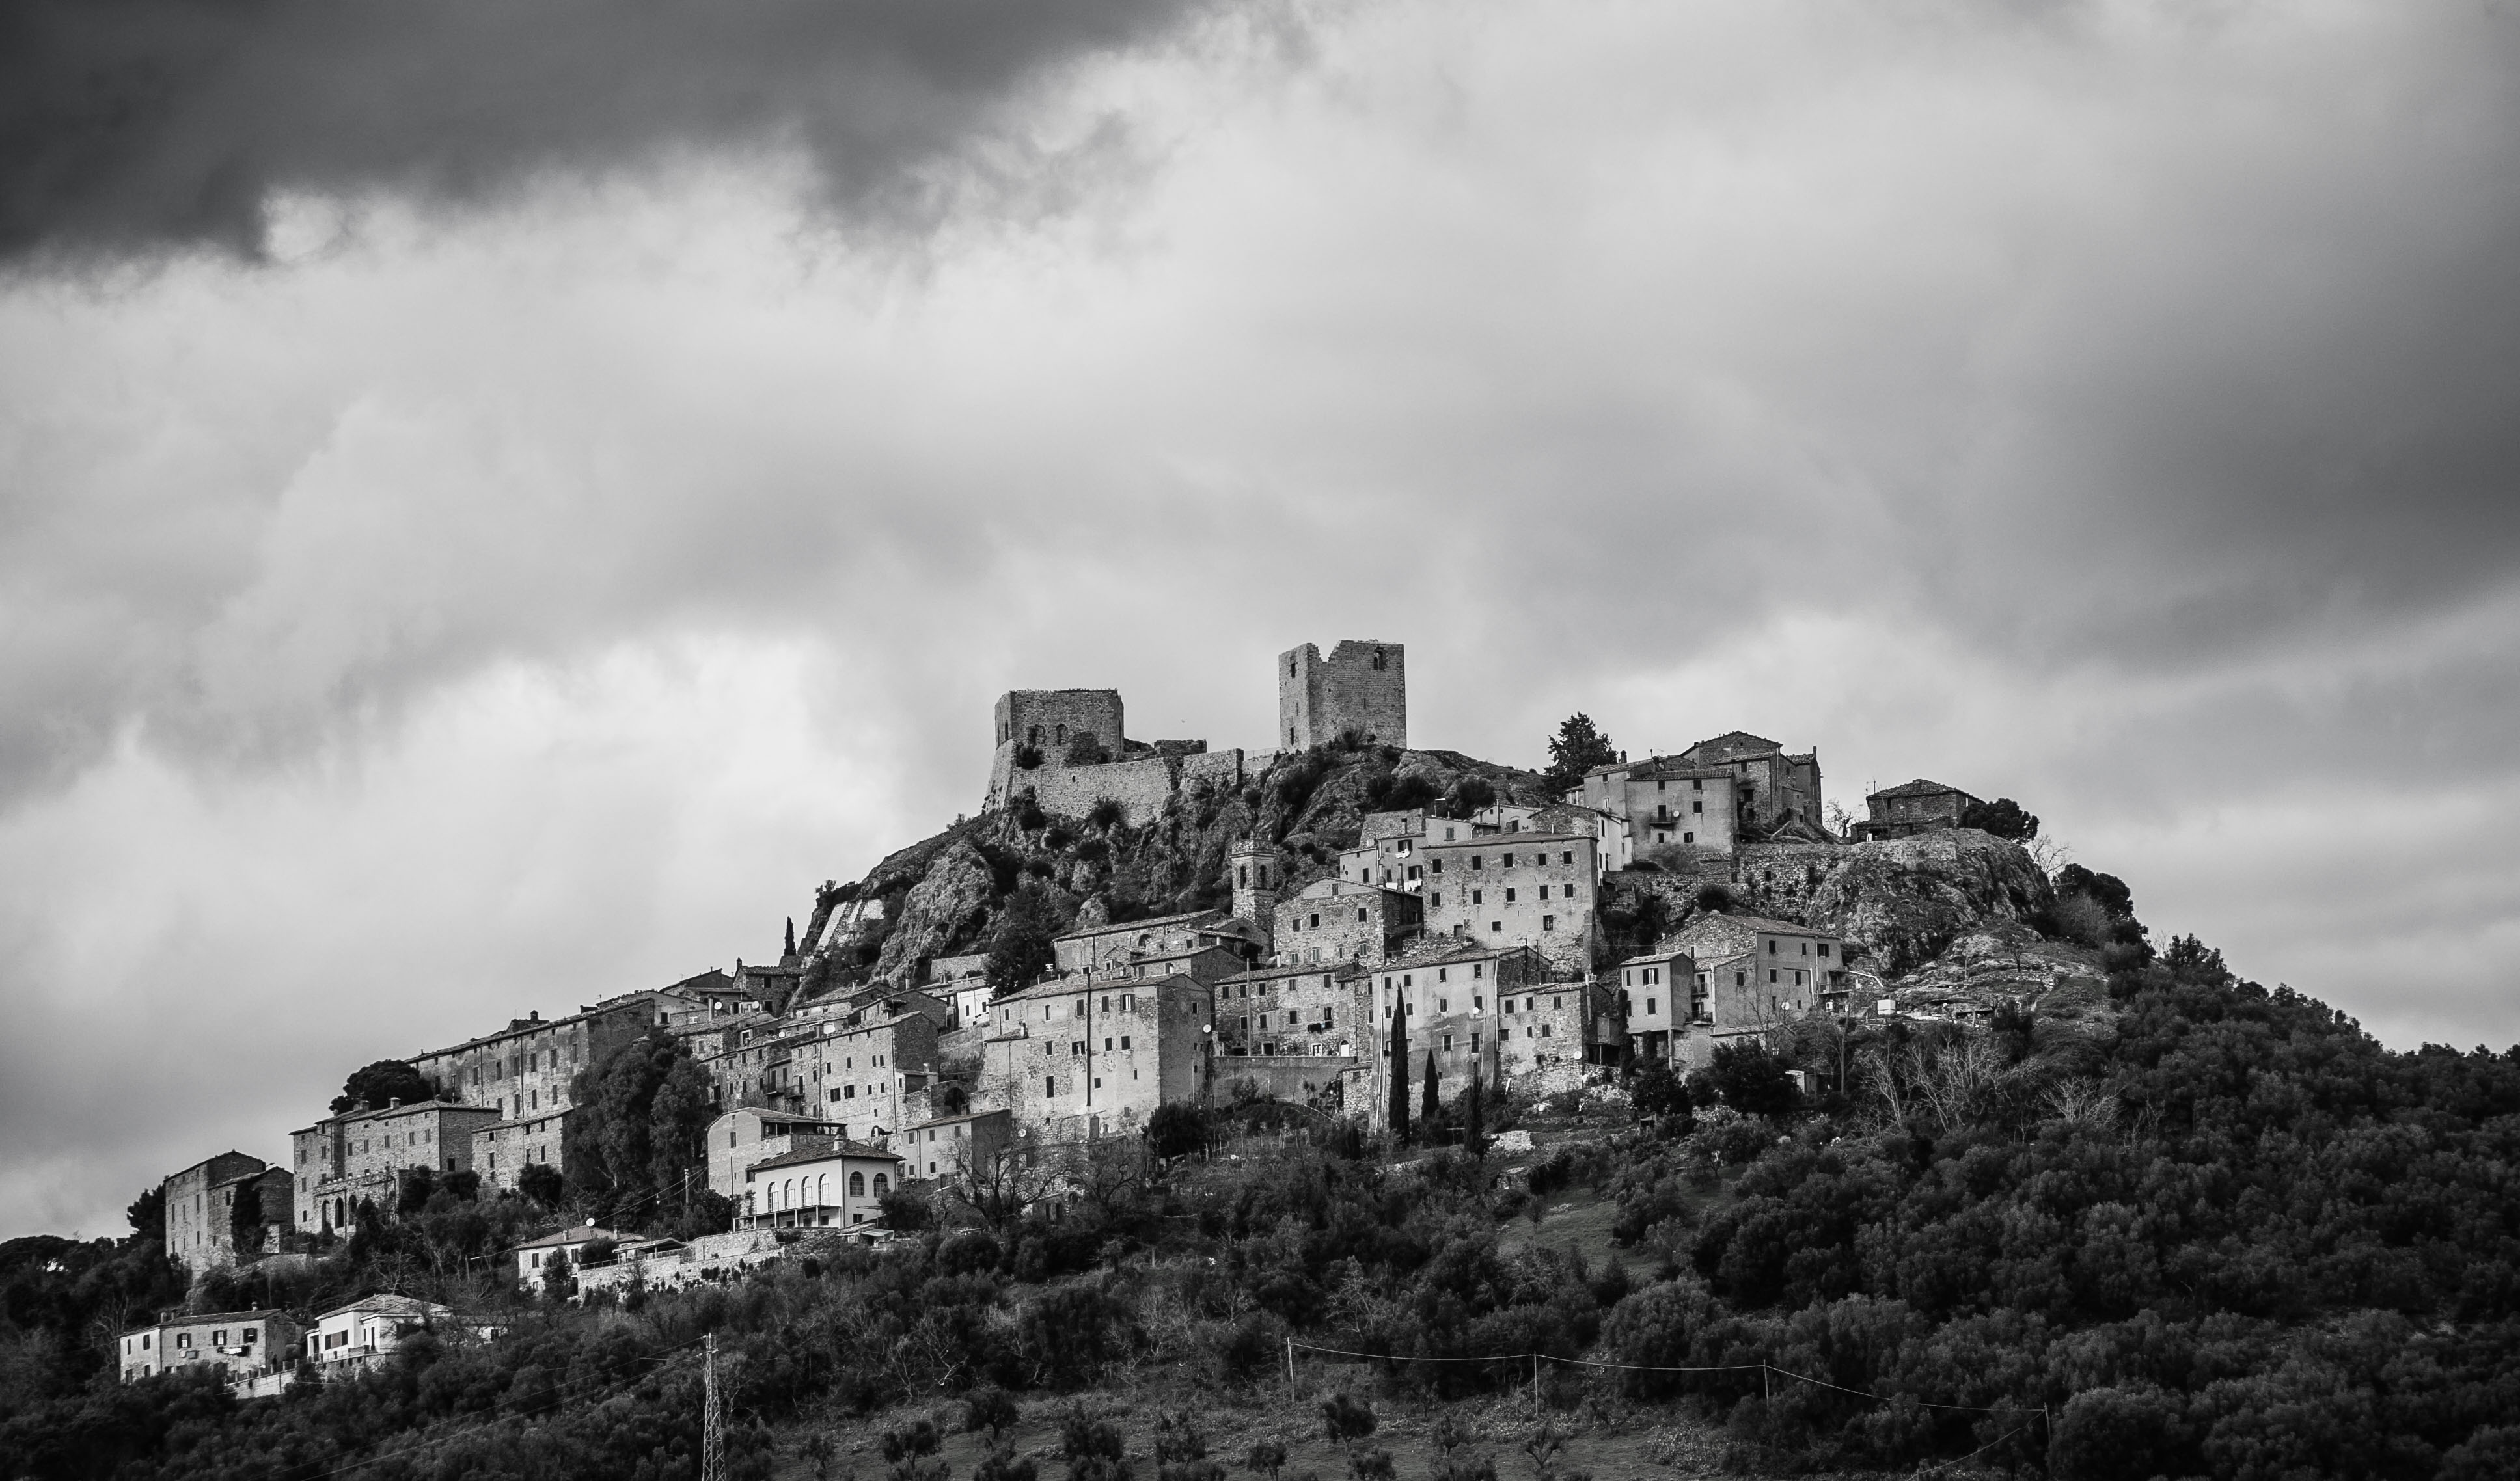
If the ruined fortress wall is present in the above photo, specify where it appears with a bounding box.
[1179,748,1248,792]
[994,690,1125,752]
[1019,755,1177,825]
[1278,640,1406,750]
[999,748,1252,826]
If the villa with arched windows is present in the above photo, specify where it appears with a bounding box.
[737,1139,904,1232]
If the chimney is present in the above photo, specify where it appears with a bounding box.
[388,1098,402,1109]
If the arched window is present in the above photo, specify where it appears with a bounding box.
[873,1173,889,1196]
[1055,724,1067,743]
[849,1171,865,1197]
[816,1175,830,1206]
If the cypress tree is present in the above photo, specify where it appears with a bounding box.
[1388,1002,1410,1143]
[1422,1050,1439,1126]
[784,916,797,960]
[1466,1067,1486,1157]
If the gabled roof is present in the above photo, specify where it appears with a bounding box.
[317,1293,451,1322]
[1373,939,1539,973]
[1683,731,1784,761]
[1868,778,1974,801]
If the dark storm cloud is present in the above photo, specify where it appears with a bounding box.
[0,0,1224,262]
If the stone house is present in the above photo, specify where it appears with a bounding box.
[1357,943,1577,1120]
[1675,732,1825,835]
[782,1010,941,1142]
[1052,908,1259,975]
[1473,802,1628,873]
[979,970,1212,1147]
[1279,640,1407,751]
[292,1099,502,1230]
[1580,755,1741,860]
[119,1307,301,1385]
[1673,912,1848,1027]
[1613,945,1700,1063]
[704,1107,849,1197]
[1853,779,1981,841]
[1211,960,1370,1060]
[1418,832,1600,971]
[163,1152,283,1275]
[1335,808,1444,891]
[1272,878,1425,968]
[896,1107,1013,1183]
[739,1141,904,1230]
[407,999,662,1131]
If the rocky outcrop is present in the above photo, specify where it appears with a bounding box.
[1805,830,2054,975]
[871,837,998,983]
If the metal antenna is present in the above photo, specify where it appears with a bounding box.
[702,1333,723,1481]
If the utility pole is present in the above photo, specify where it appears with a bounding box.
[702,1333,723,1481]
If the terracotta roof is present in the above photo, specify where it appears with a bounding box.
[318,1293,452,1321]
[1868,778,1975,801]
[905,1108,1010,1130]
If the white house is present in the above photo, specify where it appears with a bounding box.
[739,1141,903,1230]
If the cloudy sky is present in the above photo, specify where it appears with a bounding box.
[5,0,2516,1240]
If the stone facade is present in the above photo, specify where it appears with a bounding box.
[1612,946,1699,1063]
[1229,839,1280,952]
[1671,912,1847,1027]
[704,1107,850,1197]
[1211,962,1370,1059]
[1582,757,1742,858]
[978,971,1212,1145]
[1278,640,1406,750]
[1357,944,1579,1121]
[1053,908,1249,974]
[784,1011,941,1141]
[1676,732,1824,834]
[1419,832,1600,971]
[294,1100,502,1229]
[407,1002,662,1127]
[119,1308,302,1385]
[896,1107,1013,1182]
[1272,878,1424,968]
[163,1152,268,1275]
[994,689,1127,755]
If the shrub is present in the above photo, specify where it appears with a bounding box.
[1245,1441,1287,1480]
[1344,1448,1394,1481]
[976,1443,1039,1481]
[1320,1392,1376,1443]
[517,1162,564,1208]
[881,1419,941,1463]
[964,1385,1019,1439]
[1693,882,1734,913]
[1066,734,1111,766]
[1958,796,2038,841]
[1013,744,1045,770]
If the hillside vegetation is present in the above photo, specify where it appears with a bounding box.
[6,742,2517,1481]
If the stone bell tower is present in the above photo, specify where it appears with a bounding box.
[1230,839,1278,955]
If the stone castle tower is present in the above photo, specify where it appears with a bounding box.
[1278,640,1406,751]
[986,688,1126,811]
[1229,839,1278,950]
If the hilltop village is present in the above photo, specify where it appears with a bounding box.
[137,637,2081,1391]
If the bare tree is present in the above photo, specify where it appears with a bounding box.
[944,1146,1061,1235]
